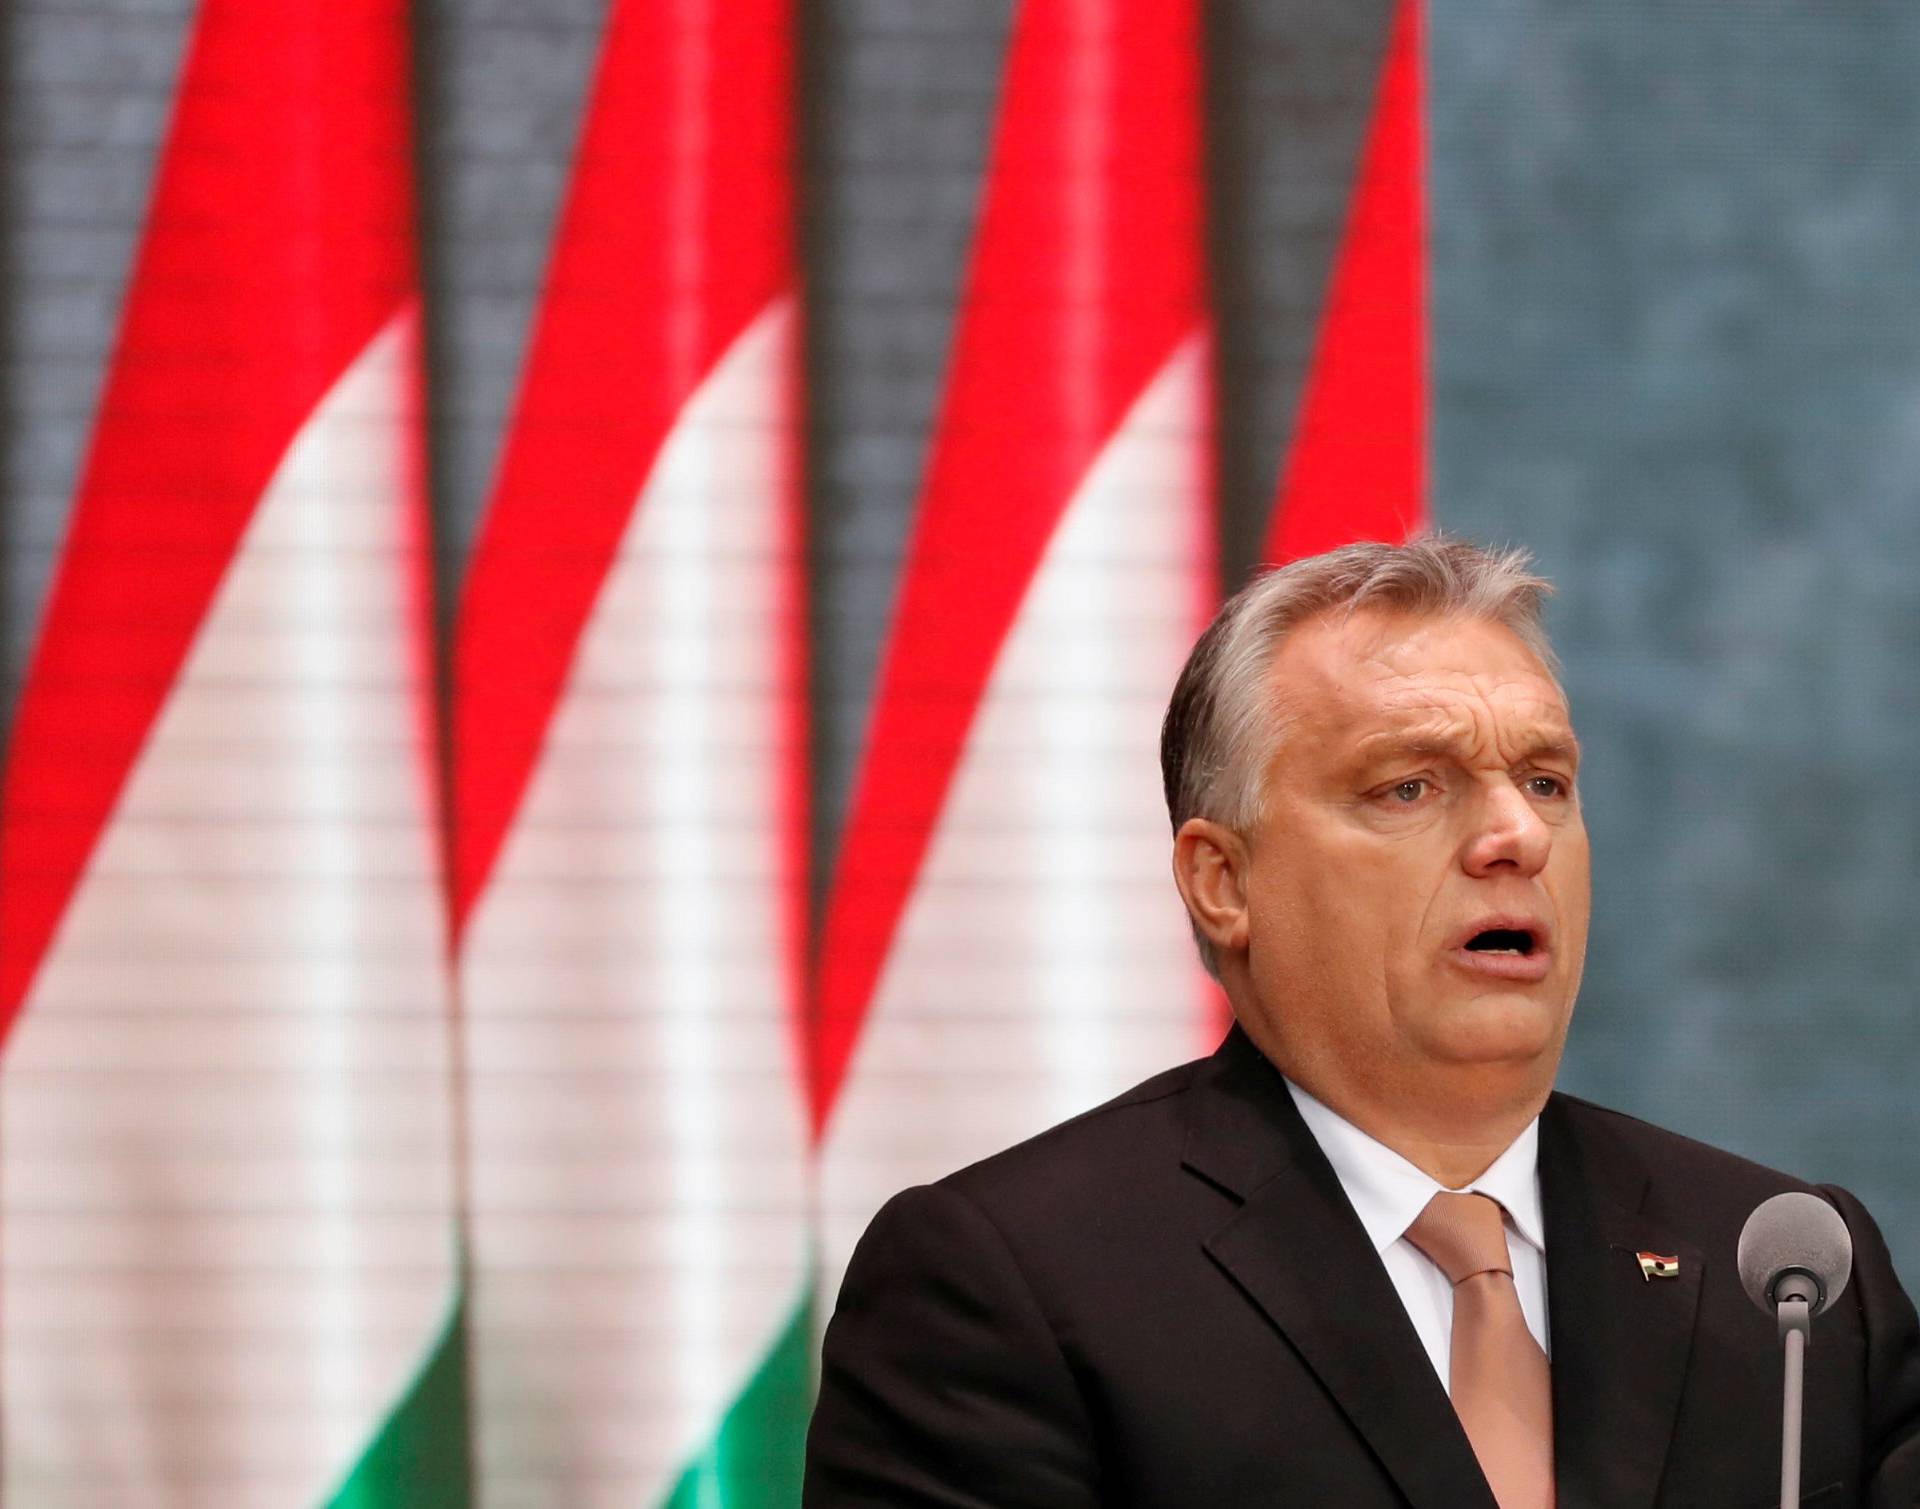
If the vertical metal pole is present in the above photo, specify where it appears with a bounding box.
[1779,1295,1810,1509]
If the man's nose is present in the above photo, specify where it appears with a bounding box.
[1460,780,1552,878]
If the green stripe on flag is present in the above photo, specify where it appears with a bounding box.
[662,1289,816,1509]
[325,1289,473,1509]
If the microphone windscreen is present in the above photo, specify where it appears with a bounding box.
[1737,1191,1853,1316]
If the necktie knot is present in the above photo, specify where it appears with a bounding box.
[1406,1190,1514,1286]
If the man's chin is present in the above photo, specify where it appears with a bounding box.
[1423,991,1569,1067]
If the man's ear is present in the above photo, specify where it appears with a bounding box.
[1172,818,1250,956]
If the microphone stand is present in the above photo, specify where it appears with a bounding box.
[1774,1270,1819,1509]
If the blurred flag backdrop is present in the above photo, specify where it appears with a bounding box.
[451,1,812,1503]
[0,2,465,1503]
[3,0,1920,1502]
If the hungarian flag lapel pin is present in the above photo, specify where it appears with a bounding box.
[1636,1251,1681,1282]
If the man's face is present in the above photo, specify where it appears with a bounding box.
[1226,608,1590,1107]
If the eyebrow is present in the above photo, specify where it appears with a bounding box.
[1526,737,1582,767]
[1349,732,1582,771]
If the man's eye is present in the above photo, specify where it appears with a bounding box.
[1390,780,1428,803]
[1525,775,1568,799]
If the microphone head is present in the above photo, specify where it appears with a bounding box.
[1737,1191,1853,1317]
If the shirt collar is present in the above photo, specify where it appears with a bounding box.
[1283,1077,1546,1257]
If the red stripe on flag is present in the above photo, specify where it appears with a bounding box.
[811,0,1207,1131]
[1265,0,1426,563]
[450,0,796,936]
[0,0,418,1031]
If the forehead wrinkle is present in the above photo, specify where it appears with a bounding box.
[1372,660,1570,718]
[1349,686,1577,773]
[1259,606,1576,781]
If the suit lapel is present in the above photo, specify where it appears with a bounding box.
[1541,1096,1702,1509]
[1186,1032,1498,1509]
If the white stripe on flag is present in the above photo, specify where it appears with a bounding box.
[0,312,458,1508]
[463,299,810,1508]
[820,335,1217,1303]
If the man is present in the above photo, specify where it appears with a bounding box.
[804,538,1920,1507]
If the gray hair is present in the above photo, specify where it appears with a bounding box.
[1160,537,1558,977]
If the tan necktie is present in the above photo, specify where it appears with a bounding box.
[1405,1191,1555,1509]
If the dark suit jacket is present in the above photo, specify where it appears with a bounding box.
[806,1027,1920,1507]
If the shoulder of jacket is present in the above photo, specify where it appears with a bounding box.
[1549,1090,1822,1195]
[937,1054,1209,1199]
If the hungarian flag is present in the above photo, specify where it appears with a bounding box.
[451,1,811,1504]
[813,0,1220,1306]
[0,1,465,1503]
[1268,0,1427,560]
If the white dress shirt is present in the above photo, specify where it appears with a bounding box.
[1284,1078,1550,1395]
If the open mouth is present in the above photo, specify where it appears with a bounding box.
[1463,928,1537,957]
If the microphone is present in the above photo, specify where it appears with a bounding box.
[1737,1192,1854,1509]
